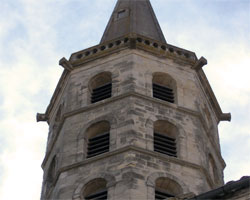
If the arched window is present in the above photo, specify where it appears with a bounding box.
[154,120,177,157]
[55,105,62,123]
[89,72,112,104]
[152,72,177,103]
[208,154,218,183]
[155,177,182,200]
[83,178,107,200]
[86,121,110,158]
[47,156,56,182]
[46,156,56,194]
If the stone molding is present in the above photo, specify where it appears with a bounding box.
[41,92,225,169]
[72,172,116,200]
[48,146,214,192]
[146,172,189,193]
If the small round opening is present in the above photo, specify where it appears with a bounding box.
[161,45,166,50]
[145,40,150,45]
[100,46,106,51]
[93,49,98,54]
[137,38,142,43]
[184,53,190,58]
[169,48,174,53]
[77,54,83,59]
[124,38,129,43]
[153,43,158,48]
[108,43,113,48]
[85,51,90,56]
[116,40,121,45]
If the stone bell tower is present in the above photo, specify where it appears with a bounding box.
[37,0,231,199]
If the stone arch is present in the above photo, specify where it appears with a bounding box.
[208,153,218,184]
[154,115,186,140]
[44,155,57,197]
[152,72,178,104]
[88,71,112,104]
[47,155,57,181]
[145,116,187,158]
[146,172,189,195]
[84,120,110,158]
[73,173,116,200]
[155,177,183,197]
[83,178,107,199]
[52,103,64,135]
[86,121,110,139]
[55,104,62,123]
[76,114,118,160]
[155,115,179,130]
[88,71,112,92]
[77,114,118,140]
[154,120,178,139]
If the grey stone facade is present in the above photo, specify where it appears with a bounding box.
[39,48,228,199]
[37,0,233,199]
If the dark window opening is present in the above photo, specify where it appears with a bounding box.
[91,83,112,103]
[153,83,174,103]
[87,132,110,158]
[155,189,174,200]
[117,9,126,18]
[85,189,107,200]
[154,132,177,157]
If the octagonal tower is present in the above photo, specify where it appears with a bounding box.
[37,0,231,199]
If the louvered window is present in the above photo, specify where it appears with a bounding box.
[154,132,177,157]
[155,189,174,200]
[85,189,107,200]
[91,83,112,103]
[153,83,174,103]
[87,132,109,158]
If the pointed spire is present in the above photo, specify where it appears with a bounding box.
[100,0,166,44]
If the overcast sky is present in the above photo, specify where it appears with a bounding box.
[0,0,249,199]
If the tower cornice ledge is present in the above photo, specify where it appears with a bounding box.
[196,69,231,123]
[42,34,198,120]
[46,145,215,191]
[36,113,48,122]
[69,34,197,66]
[59,57,73,71]
[41,92,226,169]
[192,57,207,71]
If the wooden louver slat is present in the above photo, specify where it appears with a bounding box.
[154,132,177,157]
[155,190,174,200]
[87,132,109,158]
[153,83,174,103]
[85,189,107,200]
[91,83,112,103]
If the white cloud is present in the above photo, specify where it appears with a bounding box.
[0,1,63,199]
[0,119,47,200]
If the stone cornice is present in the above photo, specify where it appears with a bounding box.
[40,34,197,120]
[49,145,214,191]
[41,92,225,169]
[196,69,231,123]
[43,69,69,123]
[69,34,197,67]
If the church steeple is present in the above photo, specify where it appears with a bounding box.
[37,1,232,199]
[100,0,166,43]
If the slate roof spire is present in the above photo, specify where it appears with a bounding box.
[100,0,166,44]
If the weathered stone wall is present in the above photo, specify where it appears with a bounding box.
[41,49,225,199]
